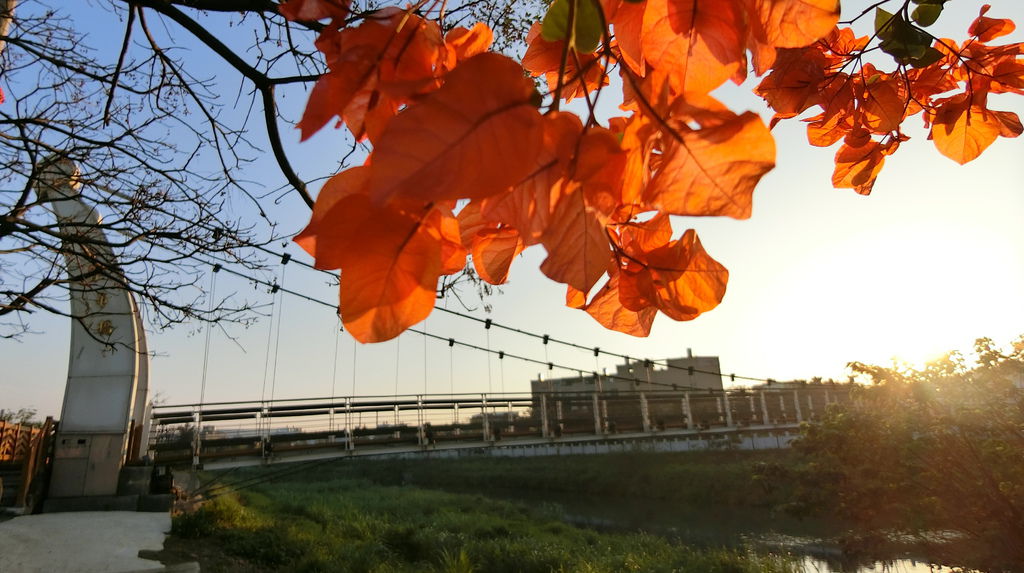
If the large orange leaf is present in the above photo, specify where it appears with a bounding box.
[970,5,1016,43]
[832,139,887,195]
[298,10,444,141]
[329,194,444,343]
[610,0,646,75]
[643,110,775,219]
[540,180,612,294]
[746,0,840,48]
[619,229,728,321]
[294,167,371,268]
[278,0,350,22]
[615,213,673,255]
[641,0,746,94]
[368,53,544,204]
[860,74,906,134]
[930,97,1007,164]
[480,112,583,246]
[444,23,494,67]
[585,273,657,337]
[435,206,468,275]
[470,227,524,285]
[754,47,827,119]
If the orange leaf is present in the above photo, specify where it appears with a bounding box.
[480,112,583,246]
[470,227,524,285]
[643,110,775,219]
[970,5,1016,43]
[860,75,906,134]
[435,206,468,275]
[619,229,728,321]
[585,273,657,337]
[746,0,840,48]
[642,0,746,94]
[298,10,445,142]
[832,140,886,195]
[754,47,827,119]
[278,0,350,22]
[368,53,544,204]
[329,194,444,343]
[444,23,494,66]
[610,0,646,74]
[294,167,371,267]
[566,284,588,309]
[930,97,1005,164]
[616,213,673,254]
[540,180,612,294]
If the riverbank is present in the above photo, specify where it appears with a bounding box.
[171,473,801,572]
[170,450,809,572]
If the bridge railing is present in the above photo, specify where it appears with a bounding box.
[148,384,856,466]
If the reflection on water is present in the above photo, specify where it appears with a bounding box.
[441,485,962,573]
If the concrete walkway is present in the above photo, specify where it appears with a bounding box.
[0,511,178,572]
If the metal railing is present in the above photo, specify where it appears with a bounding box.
[149,384,856,467]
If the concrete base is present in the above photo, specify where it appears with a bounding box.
[0,511,171,572]
[43,493,173,513]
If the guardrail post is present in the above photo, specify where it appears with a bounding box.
[683,392,693,430]
[191,408,201,470]
[345,398,354,451]
[481,394,490,441]
[639,392,651,432]
[417,395,425,447]
[540,394,550,438]
[723,391,734,427]
[760,390,770,425]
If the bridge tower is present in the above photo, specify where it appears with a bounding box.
[34,158,152,505]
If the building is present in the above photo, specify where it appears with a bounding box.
[531,351,724,396]
[529,352,726,433]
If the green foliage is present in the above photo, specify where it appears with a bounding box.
[541,0,603,53]
[787,336,1024,572]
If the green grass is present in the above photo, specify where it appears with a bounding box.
[295,449,797,509]
[175,453,802,573]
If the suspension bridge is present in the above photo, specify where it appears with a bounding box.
[148,383,854,470]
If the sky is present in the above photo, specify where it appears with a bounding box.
[2,0,1023,417]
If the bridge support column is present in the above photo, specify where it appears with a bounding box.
[806,393,815,419]
[793,390,803,423]
[760,391,770,425]
[639,392,651,433]
[592,393,602,435]
[778,393,787,422]
[682,393,693,430]
[715,396,724,425]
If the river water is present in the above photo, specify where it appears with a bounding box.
[440,485,964,573]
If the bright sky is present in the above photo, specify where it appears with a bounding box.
[2,1,1023,417]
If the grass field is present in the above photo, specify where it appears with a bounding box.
[171,450,803,572]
